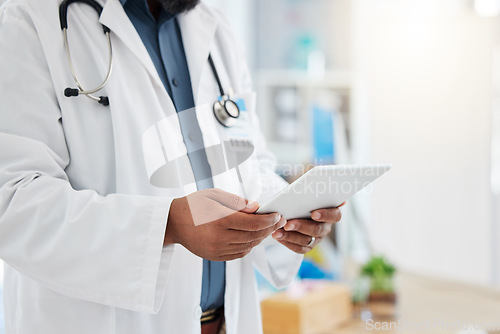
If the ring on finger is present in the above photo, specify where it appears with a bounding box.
[307,236,316,247]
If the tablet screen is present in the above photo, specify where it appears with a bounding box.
[256,164,391,219]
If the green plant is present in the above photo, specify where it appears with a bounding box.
[360,256,396,294]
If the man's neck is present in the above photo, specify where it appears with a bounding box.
[146,0,162,20]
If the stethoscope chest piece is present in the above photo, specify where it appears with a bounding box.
[208,54,240,127]
[213,97,240,127]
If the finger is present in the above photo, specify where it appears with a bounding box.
[225,211,282,232]
[310,207,342,223]
[188,196,258,227]
[224,236,268,254]
[282,219,331,238]
[227,238,264,250]
[242,200,260,213]
[276,240,313,254]
[272,230,320,248]
[229,216,286,243]
[207,188,258,213]
[216,249,252,261]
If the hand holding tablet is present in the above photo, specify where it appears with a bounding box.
[257,164,390,253]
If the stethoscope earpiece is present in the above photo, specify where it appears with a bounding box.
[64,86,109,106]
[64,87,80,97]
[98,96,110,106]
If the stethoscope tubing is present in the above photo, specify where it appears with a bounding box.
[62,27,113,98]
[59,0,239,124]
[208,54,240,126]
[208,54,225,98]
[60,0,113,105]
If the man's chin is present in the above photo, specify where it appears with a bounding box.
[159,0,200,16]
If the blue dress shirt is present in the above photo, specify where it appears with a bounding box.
[120,0,225,312]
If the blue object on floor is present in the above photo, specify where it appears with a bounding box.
[298,258,335,280]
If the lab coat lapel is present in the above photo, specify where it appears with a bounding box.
[177,5,218,103]
[98,0,165,90]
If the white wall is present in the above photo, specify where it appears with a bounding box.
[352,0,496,285]
[202,0,255,69]
[253,0,351,71]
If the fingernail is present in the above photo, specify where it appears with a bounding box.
[274,214,281,224]
[312,212,321,220]
[278,219,287,229]
[285,223,295,231]
[246,201,258,209]
[273,231,283,239]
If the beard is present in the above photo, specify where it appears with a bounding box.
[158,0,200,15]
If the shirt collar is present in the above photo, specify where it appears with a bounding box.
[119,0,176,22]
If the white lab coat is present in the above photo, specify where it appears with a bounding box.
[0,0,303,333]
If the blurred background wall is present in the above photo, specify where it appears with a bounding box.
[354,0,497,286]
[357,0,500,288]
[206,0,500,288]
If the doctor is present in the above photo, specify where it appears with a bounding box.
[0,0,342,333]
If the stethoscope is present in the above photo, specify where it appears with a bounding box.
[59,0,240,127]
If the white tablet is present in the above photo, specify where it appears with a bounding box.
[256,164,391,219]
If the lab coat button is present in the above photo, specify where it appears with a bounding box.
[194,306,202,320]
[172,78,179,87]
[188,133,195,141]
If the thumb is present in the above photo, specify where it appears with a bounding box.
[207,189,259,213]
[241,200,260,214]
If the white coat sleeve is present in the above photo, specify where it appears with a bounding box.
[249,113,304,289]
[0,8,173,314]
[230,29,304,289]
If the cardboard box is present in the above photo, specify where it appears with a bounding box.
[261,282,352,334]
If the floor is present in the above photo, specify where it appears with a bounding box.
[334,272,500,334]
